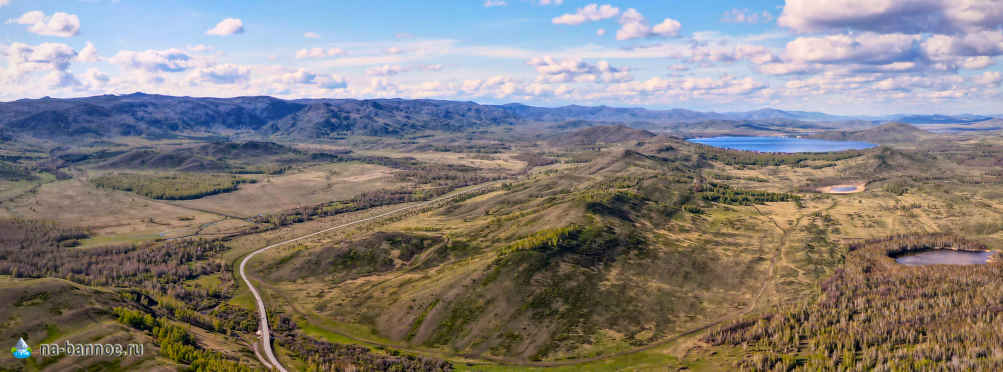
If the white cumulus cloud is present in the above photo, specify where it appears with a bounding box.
[76,41,99,62]
[418,64,444,72]
[778,0,1003,34]
[528,56,632,83]
[317,74,347,89]
[188,64,251,84]
[366,64,407,76]
[722,9,774,24]
[84,68,109,87]
[295,47,346,59]
[206,18,244,36]
[188,44,213,53]
[9,11,80,37]
[923,31,1003,60]
[652,19,681,36]
[552,4,620,25]
[5,42,77,77]
[109,48,200,73]
[960,56,994,70]
[975,71,1002,86]
[616,9,680,40]
[785,33,921,65]
[43,70,81,88]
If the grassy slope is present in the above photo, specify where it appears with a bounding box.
[6,133,1003,371]
[0,277,169,371]
[250,136,1003,370]
[256,142,794,363]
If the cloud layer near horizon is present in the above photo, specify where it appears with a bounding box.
[1,1,1001,114]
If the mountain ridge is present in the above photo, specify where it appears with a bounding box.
[1,93,992,143]
[809,122,934,144]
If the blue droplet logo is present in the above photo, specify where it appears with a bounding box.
[11,338,30,359]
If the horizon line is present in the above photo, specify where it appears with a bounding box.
[3,92,998,119]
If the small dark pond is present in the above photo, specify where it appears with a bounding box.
[894,250,994,266]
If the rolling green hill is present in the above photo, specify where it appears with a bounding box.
[256,141,810,362]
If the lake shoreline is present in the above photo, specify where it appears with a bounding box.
[687,136,877,153]
[818,182,867,194]
[892,249,995,266]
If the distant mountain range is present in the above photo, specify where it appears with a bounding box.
[809,122,935,144]
[886,114,995,124]
[0,93,994,142]
[501,104,856,122]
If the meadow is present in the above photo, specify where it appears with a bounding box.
[3,128,1003,371]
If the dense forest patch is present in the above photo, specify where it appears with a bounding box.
[698,182,800,205]
[270,313,453,371]
[704,234,1003,371]
[697,146,867,168]
[91,172,255,200]
[113,307,257,372]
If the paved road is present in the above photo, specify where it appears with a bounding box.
[238,184,495,371]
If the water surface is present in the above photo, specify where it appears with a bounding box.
[831,186,859,192]
[687,136,876,153]
[895,250,993,266]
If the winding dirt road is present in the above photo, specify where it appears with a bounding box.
[238,183,496,371]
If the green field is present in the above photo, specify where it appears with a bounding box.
[91,172,256,200]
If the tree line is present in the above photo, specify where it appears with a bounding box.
[697,146,866,168]
[698,182,800,205]
[269,313,453,372]
[114,307,260,372]
[91,172,255,200]
[704,233,1002,371]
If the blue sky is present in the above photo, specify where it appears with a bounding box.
[2,0,1002,115]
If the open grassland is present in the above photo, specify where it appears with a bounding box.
[0,178,223,237]
[251,146,795,363]
[172,162,400,217]
[7,131,1003,371]
[0,277,166,372]
[241,136,1003,369]
[352,149,532,172]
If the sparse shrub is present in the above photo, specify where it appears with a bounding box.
[684,205,704,214]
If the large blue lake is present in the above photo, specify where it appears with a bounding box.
[687,136,876,153]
